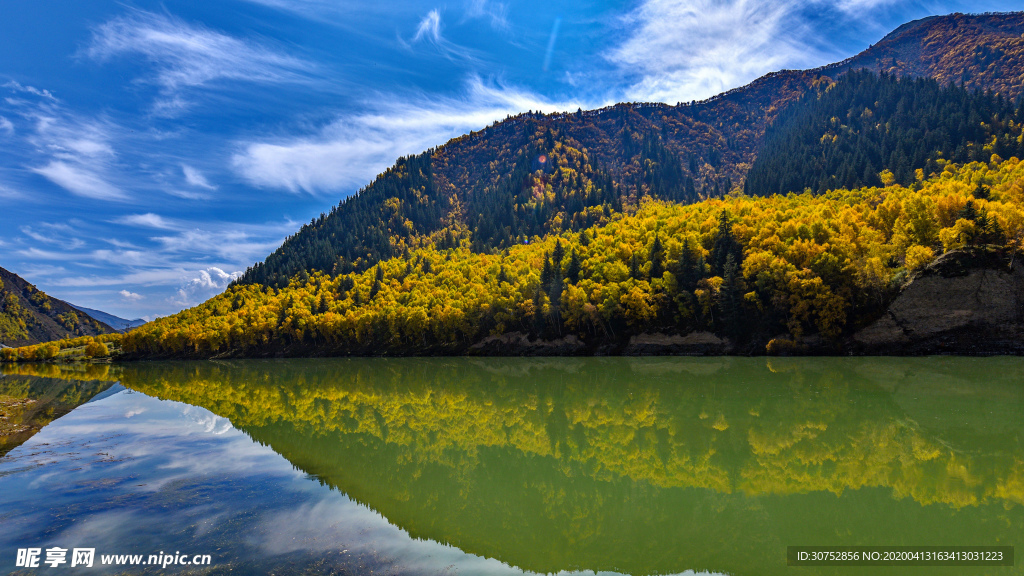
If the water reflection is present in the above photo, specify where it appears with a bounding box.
[121,357,1024,575]
[0,367,114,457]
[2,373,703,576]
[2,357,1022,576]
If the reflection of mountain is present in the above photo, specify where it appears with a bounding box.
[111,358,1024,576]
[0,371,114,457]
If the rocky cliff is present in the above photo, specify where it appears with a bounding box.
[853,248,1024,355]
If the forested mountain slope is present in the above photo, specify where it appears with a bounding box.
[116,155,1024,358]
[237,12,1024,289]
[8,71,1024,359]
[823,11,1024,97]
[0,266,114,347]
[746,71,1024,196]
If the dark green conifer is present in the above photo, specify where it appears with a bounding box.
[629,252,642,280]
[649,235,664,279]
[566,250,581,284]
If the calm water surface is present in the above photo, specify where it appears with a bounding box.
[0,357,1022,575]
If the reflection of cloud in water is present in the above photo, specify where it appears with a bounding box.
[182,405,234,434]
[258,496,723,576]
[36,391,287,489]
[1,382,727,576]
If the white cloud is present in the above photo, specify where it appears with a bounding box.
[232,77,592,193]
[153,228,288,263]
[32,161,127,201]
[166,189,212,200]
[182,164,216,189]
[606,0,907,104]
[608,0,824,103]
[113,212,295,262]
[15,103,130,202]
[85,10,314,112]
[0,183,23,199]
[3,80,57,101]
[464,0,509,30]
[406,8,477,60]
[117,212,176,229]
[0,116,13,134]
[16,215,292,300]
[172,267,241,306]
[20,225,86,249]
[413,10,443,43]
[120,289,144,301]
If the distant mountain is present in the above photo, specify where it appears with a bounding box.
[236,11,1024,288]
[67,304,146,332]
[0,266,115,347]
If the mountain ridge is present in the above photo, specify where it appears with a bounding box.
[0,266,115,347]
[67,304,146,333]
[236,11,1024,289]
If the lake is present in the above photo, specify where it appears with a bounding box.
[1,357,1022,575]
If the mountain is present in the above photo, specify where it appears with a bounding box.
[115,113,1024,358]
[67,304,146,332]
[0,266,115,347]
[11,12,1024,360]
[236,11,1024,289]
[822,12,1024,98]
[745,70,1024,196]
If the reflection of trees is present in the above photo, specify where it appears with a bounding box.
[0,372,113,457]
[118,357,1024,576]
[1,362,120,382]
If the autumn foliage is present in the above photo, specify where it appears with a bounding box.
[100,156,1024,358]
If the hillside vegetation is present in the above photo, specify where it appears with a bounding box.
[236,12,1024,288]
[0,267,114,347]
[100,155,1022,358]
[41,70,1010,359]
[746,71,1024,196]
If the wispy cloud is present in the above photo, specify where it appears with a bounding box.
[542,17,562,72]
[609,0,825,103]
[0,182,23,199]
[117,212,176,229]
[32,161,127,201]
[115,212,297,263]
[413,9,443,43]
[85,10,315,113]
[182,164,217,190]
[4,87,132,201]
[607,0,909,104]
[0,116,13,134]
[21,215,294,300]
[406,8,477,60]
[3,80,57,101]
[464,0,509,30]
[232,77,591,193]
[20,224,86,249]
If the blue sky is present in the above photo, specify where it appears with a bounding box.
[0,0,1018,320]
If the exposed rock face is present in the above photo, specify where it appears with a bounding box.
[853,249,1024,354]
[469,332,586,356]
[468,330,733,356]
[624,332,732,355]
